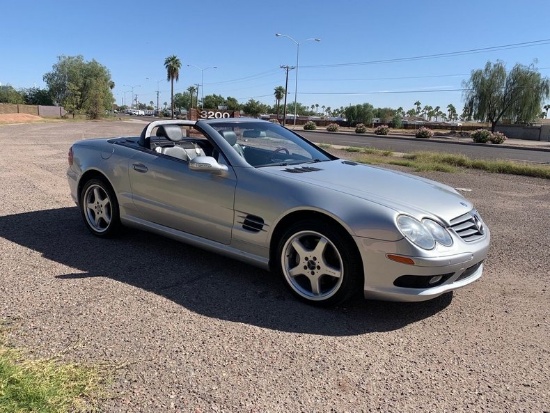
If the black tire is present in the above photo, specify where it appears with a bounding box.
[276,219,363,307]
[80,178,121,238]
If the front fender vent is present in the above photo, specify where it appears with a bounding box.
[241,214,265,233]
[284,166,322,173]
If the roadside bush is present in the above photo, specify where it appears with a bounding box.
[415,127,434,139]
[303,121,317,130]
[326,123,339,132]
[471,129,492,143]
[374,125,390,135]
[355,123,367,133]
[489,131,507,144]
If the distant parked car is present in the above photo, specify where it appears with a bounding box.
[67,119,490,306]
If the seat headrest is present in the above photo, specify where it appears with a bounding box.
[243,130,267,138]
[220,130,237,146]
[156,125,183,142]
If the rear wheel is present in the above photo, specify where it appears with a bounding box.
[276,220,362,307]
[80,178,121,237]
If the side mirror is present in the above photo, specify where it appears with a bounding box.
[189,156,229,175]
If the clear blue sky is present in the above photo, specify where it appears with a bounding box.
[2,0,550,114]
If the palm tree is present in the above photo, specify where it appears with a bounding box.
[164,55,181,119]
[315,103,319,114]
[187,85,197,108]
[321,105,326,117]
[414,101,422,115]
[544,104,550,117]
[274,86,285,122]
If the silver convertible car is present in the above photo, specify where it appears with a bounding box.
[67,119,490,306]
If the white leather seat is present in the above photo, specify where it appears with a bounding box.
[161,146,189,161]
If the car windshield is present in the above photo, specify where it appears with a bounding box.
[211,121,336,167]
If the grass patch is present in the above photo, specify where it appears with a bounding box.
[0,328,106,412]
[318,143,332,149]
[340,149,550,178]
[344,146,393,156]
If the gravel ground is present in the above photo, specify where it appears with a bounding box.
[0,120,548,412]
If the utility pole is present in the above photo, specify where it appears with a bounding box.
[280,65,295,126]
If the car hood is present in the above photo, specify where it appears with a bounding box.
[262,160,472,222]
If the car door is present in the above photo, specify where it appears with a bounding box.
[128,150,237,245]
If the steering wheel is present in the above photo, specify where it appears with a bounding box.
[273,147,290,155]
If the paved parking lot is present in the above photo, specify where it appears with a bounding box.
[0,120,548,411]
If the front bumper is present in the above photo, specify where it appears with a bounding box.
[355,230,490,302]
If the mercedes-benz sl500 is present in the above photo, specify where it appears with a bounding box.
[67,119,490,306]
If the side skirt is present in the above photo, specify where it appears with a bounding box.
[121,216,270,270]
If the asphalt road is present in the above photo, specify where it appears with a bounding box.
[0,120,548,412]
[301,130,550,164]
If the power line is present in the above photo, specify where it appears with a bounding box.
[302,39,550,69]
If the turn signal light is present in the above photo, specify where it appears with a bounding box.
[68,147,73,166]
[386,254,415,265]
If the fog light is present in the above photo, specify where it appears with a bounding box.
[429,275,443,285]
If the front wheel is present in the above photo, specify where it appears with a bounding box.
[276,220,363,307]
[80,178,121,237]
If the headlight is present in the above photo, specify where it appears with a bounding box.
[397,216,435,250]
[422,219,453,247]
[397,216,454,250]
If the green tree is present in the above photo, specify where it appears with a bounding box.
[242,99,268,118]
[43,55,114,118]
[0,85,24,104]
[225,96,241,111]
[414,100,422,115]
[202,94,225,110]
[274,86,285,122]
[447,104,457,121]
[164,55,181,119]
[463,60,550,131]
[373,107,395,123]
[173,92,192,112]
[344,103,374,126]
[22,87,53,105]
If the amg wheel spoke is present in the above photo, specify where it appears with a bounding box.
[289,238,309,259]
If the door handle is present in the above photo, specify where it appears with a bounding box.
[132,163,148,173]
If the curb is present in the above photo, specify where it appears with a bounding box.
[297,128,550,153]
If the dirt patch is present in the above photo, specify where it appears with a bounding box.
[0,113,45,124]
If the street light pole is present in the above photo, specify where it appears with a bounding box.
[275,34,320,127]
[187,65,217,109]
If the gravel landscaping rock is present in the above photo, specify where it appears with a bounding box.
[0,120,548,412]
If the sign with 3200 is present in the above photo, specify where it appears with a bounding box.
[199,110,233,119]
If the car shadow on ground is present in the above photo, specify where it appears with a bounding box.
[0,207,452,336]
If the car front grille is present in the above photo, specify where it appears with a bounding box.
[450,211,485,242]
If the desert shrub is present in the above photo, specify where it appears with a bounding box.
[374,125,390,135]
[415,127,434,139]
[489,131,507,144]
[471,129,492,143]
[355,123,367,133]
[303,121,317,130]
[326,123,339,132]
